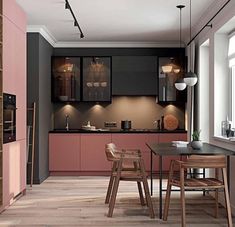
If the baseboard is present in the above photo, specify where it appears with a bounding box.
[27,173,49,185]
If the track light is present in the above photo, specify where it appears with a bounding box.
[65,0,85,39]
[65,1,69,9]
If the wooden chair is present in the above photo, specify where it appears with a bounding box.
[105,143,145,205]
[105,143,155,218]
[163,155,233,227]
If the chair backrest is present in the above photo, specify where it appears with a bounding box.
[185,155,226,168]
[105,143,119,161]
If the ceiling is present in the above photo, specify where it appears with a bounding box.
[16,0,218,45]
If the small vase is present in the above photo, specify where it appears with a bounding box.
[191,140,203,150]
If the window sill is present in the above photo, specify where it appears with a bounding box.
[213,136,235,143]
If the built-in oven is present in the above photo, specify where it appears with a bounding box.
[3,93,16,144]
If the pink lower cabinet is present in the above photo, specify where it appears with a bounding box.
[80,134,112,171]
[111,134,158,172]
[159,133,187,171]
[49,134,80,171]
[3,140,26,208]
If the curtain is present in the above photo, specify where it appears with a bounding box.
[186,41,196,141]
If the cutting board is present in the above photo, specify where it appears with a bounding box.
[164,114,179,131]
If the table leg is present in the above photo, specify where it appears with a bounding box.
[150,151,153,196]
[203,168,206,196]
[159,155,163,219]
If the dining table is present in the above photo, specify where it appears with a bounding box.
[146,142,235,219]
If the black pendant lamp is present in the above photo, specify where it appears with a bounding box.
[184,0,198,86]
[175,5,187,91]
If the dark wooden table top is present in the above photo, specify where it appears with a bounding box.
[146,142,235,156]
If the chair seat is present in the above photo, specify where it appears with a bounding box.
[172,177,224,188]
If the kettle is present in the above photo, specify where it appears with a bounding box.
[121,120,132,130]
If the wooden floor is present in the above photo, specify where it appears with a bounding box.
[0,176,233,226]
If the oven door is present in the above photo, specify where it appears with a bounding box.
[3,104,16,143]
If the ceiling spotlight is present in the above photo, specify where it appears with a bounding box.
[80,33,84,39]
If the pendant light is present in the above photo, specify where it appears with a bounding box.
[174,5,187,91]
[184,0,198,86]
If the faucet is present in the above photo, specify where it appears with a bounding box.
[65,114,69,131]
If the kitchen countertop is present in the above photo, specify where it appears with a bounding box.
[49,129,187,133]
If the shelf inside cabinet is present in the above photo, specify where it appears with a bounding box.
[82,57,111,102]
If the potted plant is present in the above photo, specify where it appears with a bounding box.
[191,130,203,149]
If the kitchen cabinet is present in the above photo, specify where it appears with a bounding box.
[49,132,187,174]
[112,56,158,95]
[49,134,80,171]
[82,57,111,102]
[81,134,111,171]
[2,1,27,211]
[3,140,26,207]
[158,57,186,103]
[51,57,81,102]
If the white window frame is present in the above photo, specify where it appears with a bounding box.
[231,66,235,128]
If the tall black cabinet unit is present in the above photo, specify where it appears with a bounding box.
[82,57,111,102]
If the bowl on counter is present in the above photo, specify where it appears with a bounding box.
[81,125,96,131]
[58,95,68,101]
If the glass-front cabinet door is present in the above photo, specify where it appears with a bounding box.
[158,57,186,103]
[52,57,81,102]
[82,57,111,102]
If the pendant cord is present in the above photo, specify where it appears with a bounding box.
[180,8,182,48]
[190,0,192,72]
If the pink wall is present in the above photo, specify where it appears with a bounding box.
[1,0,27,211]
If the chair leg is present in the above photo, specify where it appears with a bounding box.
[134,161,146,206]
[137,182,145,206]
[214,189,219,218]
[163,161,174,221]
[180,168,186,227]
[214,168,219,218]
[222,168,233,227]
[105,162,117,204]
[140,159,155,219]
[107,161,122,217]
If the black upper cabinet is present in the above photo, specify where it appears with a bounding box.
[52,57,81,102]
[82,57,111,102]
[112,56,158,95]
[158,57,187,103]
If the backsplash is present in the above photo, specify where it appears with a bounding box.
[53,97,185,130]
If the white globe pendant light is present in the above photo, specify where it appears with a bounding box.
[184,71,197,86]
[174,5,186,91]
[184,0,198,87]
[175,78,187,90]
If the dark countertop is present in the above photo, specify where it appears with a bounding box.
[49,129,187,134]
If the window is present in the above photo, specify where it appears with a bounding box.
[231,66,235,128]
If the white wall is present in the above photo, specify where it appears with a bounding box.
[193,0,235,214]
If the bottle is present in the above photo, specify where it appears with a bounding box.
[161,116,164,130]
[157,119,161,130]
